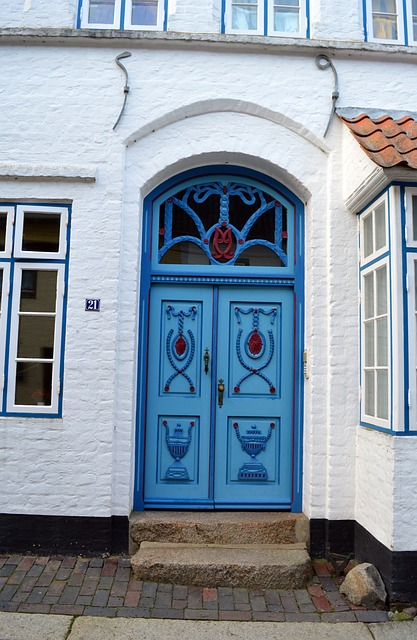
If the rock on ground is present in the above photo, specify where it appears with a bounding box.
[340,563,387,610]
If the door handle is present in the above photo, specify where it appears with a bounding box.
[218,379,225,408]
[204,348,210,375]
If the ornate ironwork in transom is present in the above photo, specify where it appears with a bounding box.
[158,181,288,267]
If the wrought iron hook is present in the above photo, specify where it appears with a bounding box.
[315,54,339,137]
[113,51,132,130]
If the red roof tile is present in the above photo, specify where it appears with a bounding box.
[340,114,417,170]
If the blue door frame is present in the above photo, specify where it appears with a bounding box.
[134,166,305,512]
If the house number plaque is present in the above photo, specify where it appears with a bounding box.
[85,299,101,311]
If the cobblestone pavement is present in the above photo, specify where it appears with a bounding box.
[0,555,390,622]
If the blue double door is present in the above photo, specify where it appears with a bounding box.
[144,283,294,509]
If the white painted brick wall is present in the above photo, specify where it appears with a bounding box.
[0,26,416,552]
[311,0,364,41]
[393,438,417,551]
[356,428,395,550]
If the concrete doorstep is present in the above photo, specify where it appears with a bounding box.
[1,613,417,640]
[131,542,311,589]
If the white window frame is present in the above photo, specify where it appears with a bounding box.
[404,187,417,248]
[225,0,265,35]
[0,206,14,258]
[80,0,122,28]
[6,264,65,415]
[0,204,69,417]
[0,262,10,399]
[360,256,391,429]
[407,254,417,429]
[80,0,164,29]
[124,0,163,30]
[225,0,307,36]
[366,0,405,44]
[14,205,68,261]
[267,0,306,37]
[360,193,389,266]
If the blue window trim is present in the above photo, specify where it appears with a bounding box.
[359,182,417,437]
[0,202,71,418]
[222,0,309,38]
[363,0,411,45]
[77,0,168,30]
[134,165,305,512]
[358,188,392,432]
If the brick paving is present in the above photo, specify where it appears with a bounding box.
[0,555,390,622]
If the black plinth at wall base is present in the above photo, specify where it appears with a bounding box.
[310,518,417,602]
[355,522,417,602]
[309,519,355,558]
[0,514,129,555]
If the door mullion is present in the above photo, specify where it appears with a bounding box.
[208,285,219,501]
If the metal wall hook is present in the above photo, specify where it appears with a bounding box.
[113,51,132,130]
[315,54,339,137]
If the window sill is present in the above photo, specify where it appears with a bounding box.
[2,26,417,57]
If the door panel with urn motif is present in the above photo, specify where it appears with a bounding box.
[143,283,294,508]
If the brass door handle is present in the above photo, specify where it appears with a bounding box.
[218,379,225,408]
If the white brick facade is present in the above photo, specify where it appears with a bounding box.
[1,0,417,569]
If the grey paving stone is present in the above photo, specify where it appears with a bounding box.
[369,621,417,639]
[116,607,151,617]
[355,611,390,623]
[184,609,219,620]
[151,608,184,619]
[285,613,322,622]
[321,611,358,623]
[142,582,158,598]
[83,606,118,617]
[0,611,72,639]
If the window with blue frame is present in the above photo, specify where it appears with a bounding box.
[0,204,69,416]
[223,0,307,37]
[360,194,391,428]
[79,0,165,29]
[365,0,417,44]
[405,188,417,429]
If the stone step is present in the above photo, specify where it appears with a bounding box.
[131,541,312,589]
[129,511,309,554]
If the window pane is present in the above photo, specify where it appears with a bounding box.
[237,245,283,267]
[0,270,3,312]
[377,370,389,419]
[365,370,375,416]
[412,196,417,241]
[273,7,299,32]
[0,212,7,252]
[232,2,258,29]
[20,270,57,313]
[15,362,53,406]
[373,15,398,39]
[414,18,417,41]
[17,316,55,359]
[131,0,158,25]
[88,0,115,23]
[160,242,210,265]
[364,321,375,367]
[363,214,373,258]
[376,317,388,366]
[413,0,417,12]
[372,0,396,11]
[22,212,61,253]
[376,266,387,315]
[364,273,374,320]
[415,261,417,311]
[374,203,386,251]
